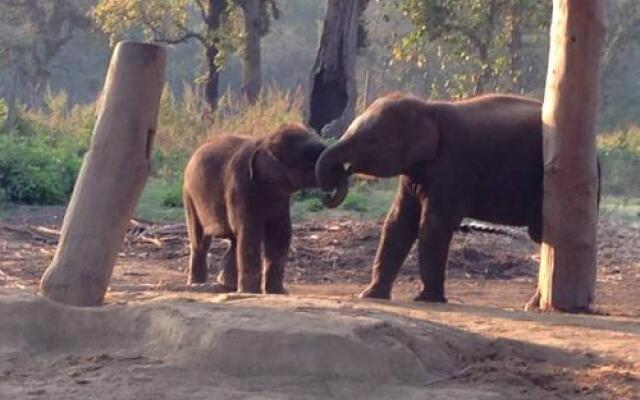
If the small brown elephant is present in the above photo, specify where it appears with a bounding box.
[316,92,550,303]
[183,123,347,293]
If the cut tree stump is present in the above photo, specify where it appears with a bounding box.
[39,42,166,306]
[529,1,605,312]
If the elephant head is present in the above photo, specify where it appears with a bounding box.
[250,123,349,203]
[316,93,440,208]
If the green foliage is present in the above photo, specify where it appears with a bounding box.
[0,91,93,205]
[341,190,369,213]
[161,180,184,208]
[294,196,324,213]
[0,98,6,128]
[600,197,640,221]
[0,134,82,204]
[93,0,280,106]
[392,0,549,97]
[292,189,325,213]
[93,0,240,63]
[598,126,640,197]
[136,178,185,221]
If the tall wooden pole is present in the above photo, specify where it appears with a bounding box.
[529,1,605,312]
[40,42,166,306]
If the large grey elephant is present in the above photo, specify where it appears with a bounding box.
[315,92,544,302]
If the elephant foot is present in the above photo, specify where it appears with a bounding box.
[358,284,391,300]
[208,283,236,293]
[237,279,262,294]
[216,272,237,291]
[414,291,447,303]
[187,275,207,285]
[265,286,288,295]
[237,288,262,294]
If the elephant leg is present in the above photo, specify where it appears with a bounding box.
[528,222,542,244]
[263,216,292,294]
[415,207,457,303]
[187,235,212,284]
[215,238,237,291]
[235,222,263,294]
[360,180,420,299]
[185,194,211,284]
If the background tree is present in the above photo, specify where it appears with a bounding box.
[0,0,91,120]
[601,0,640,128]
[236,0,279,103]
[94,0,278,110]
[94,0,233,110]
[392,0,550,97]
[304,0,369,137]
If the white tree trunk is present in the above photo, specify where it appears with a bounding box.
[39,42,166,306]
[532,0,605,312]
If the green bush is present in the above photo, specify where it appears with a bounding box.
[303,197,324,212]
[598,126,640,197]
[340,190,369,213]
[152,149,189,181]
[0,91,95,205]
[0,99,7,127]
[161,179,184,207]
[0,134,83,204]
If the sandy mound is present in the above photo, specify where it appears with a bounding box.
[0,289,506,399]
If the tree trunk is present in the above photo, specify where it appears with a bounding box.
[304,0,361,137]
[201,0,228,110]
[528,0,605,312]
[39,42,166,306]
[239,0,261,103]
[508,2,524,93]
[473,0,500,96]
[5,61,19,134]
[204,45,221,110]
[474,43,490,95]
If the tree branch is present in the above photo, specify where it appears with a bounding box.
[154,31,206,45]
[194,0,208,22]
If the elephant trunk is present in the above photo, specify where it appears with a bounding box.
[315,140,354,208]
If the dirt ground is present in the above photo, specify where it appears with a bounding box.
[1,206,639,399]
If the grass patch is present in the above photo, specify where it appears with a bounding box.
[600,196,640,221]
[136,178,184,222]
[598,126,640,198]
[291,178,397,222]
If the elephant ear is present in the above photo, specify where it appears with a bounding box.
[249,146,287,184]
[407,115,439,165]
